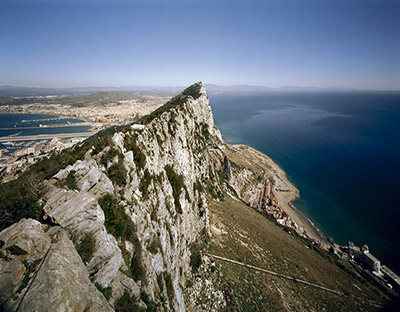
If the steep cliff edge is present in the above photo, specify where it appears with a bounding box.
[0,82,391,311]
[0,82,226,311]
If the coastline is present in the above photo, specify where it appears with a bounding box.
[0,112,97,142]
[230,144,326,245]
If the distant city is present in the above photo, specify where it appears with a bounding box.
[0,90,172,182]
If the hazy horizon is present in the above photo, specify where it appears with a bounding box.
[2,83,400,92]
[1,0,399,90]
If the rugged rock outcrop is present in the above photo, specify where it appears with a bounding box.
[0,82,227,311]
[0,218,113,312]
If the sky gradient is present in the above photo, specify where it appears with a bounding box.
[1,0,399,89]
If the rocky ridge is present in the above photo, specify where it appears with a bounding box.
[0,82,230,311]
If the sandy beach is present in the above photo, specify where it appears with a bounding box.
[230,144,325,244]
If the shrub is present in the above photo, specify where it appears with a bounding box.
[157,274,164,293]
[98,194,117,227]
[124,135,146,170]
[115,219,125,238]
[139,169,153,200]
[148,237,162,254]
[201,122,210,140]
[164,272,174,303]
[140,290,157,312]
[98,194,136,242]
[95,282,112,301]
[115,291,143,312]
[164,165,184,214]
[75,233,96,264]
[64,170,78,190]
[107,155,127,187]
[128,236,145,282]
[100,147,119,166]
[193,180,204,193]
[189,243,202,273]
[0,180,43,231]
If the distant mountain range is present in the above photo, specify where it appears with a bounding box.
[0,84,367,97]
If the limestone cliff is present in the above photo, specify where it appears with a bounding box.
[0,82,391,312]
[0,82,226,311]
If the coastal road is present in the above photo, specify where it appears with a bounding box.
[0,131,97,143]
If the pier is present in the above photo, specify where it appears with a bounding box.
[20,117,72,123]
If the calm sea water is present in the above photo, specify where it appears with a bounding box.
[0,113,91,154]
[0,113,90,137]
[209,91,400,273]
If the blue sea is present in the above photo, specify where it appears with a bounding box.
[0,113,91,154]
[209,91,400,274]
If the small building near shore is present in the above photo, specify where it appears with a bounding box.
[381,265,400,288]
[360,252,381,272]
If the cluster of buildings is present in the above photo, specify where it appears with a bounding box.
[250,173,400,295]
[0,93,169,126]
[344,242,400,291]
[0,137,84,183]
[253,177,300,230]
[0,91,173,183]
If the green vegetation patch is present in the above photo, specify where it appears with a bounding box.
[148,236,162,254]
[0,125,127,231]
[99,194,145,282]
[140,290,157,312]
[115,291,143,312]
[98,194,136,241]
[75,233,96,264]
[201,122,210,140]
[100,147,119,166]
[95,282,112,301]
[164,272,174,304]
[63,170,78,190]
[124,135,146,170]
[139,169,154,200]
[122,235,145,282]
[189,243,202,273]
[164,165,185,214]
[0,181,43,232]
[106,154,127,187]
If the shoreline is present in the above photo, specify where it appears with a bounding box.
[0,131,98,143]
[0,112,99,143]
[230,144,326,246]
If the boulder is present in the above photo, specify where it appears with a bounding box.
[0,220,113,312]
[17,227,113,312]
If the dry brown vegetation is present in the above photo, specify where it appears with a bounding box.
[207,194,386,311]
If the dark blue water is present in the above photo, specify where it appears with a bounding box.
[209,91,400,274]
[0,113,92,155]
[0,113,90,137]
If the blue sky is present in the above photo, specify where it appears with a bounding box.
[0,0,399,89]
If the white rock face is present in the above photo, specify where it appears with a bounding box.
[43,166,124,287]
[1,82,226,311]
[111,82,225,311]
[0,219,113,312]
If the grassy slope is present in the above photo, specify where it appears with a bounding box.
[207,194,386,311]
